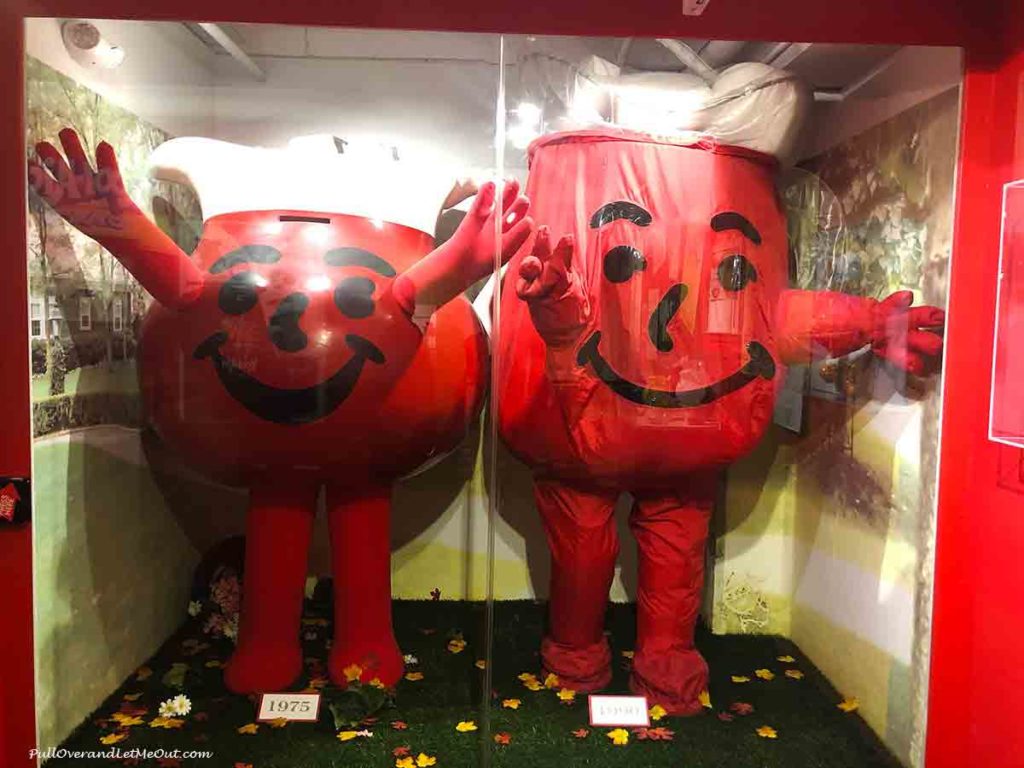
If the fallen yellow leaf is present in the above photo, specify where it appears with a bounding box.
[405,671,424,682]
[270,717,289,728]
[456,720,478,732]
[756,725,778,739]
[777,655,796,663]
[337,730,359,742]
[237,723,260,735]
[150,717,185,730]
[607,728,629,746]
[447,638,467,654]
[110,715,144,727]
[517,672,538,683]
[100,733,127,745]
[395,758,415,768]
[523,680,543,691]
[838,697,859,713]
[475,659,487,670]
[416,753,437,767]
[343,664,363,682]
[732,675,751,683]
[621,650,635,659]
[785,669,804,680]
[502,698,521,710]
[755,669,775,681]
[557,688,576,703]
[649,704,667,721]
[699,690,712,709]
[369,678,386,690]
[543,673,560,689]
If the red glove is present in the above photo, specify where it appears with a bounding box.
[776,289,944,374]
[393,179,532,315]
[27,128,203,309]
[515,226,590,348]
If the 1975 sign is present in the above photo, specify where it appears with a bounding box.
[257,693,321,722]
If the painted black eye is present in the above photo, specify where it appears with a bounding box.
[334,277,376,318]
[603,246,646,283]
[717,254,758,292]
[218,271,261,315]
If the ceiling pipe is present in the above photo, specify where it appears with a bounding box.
[655,38,717,82]
[616,37,633,67]
[768,42,813,69]
[198,22,266,81]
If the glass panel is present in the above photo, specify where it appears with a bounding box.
[490,35,960,767]
[991,180,1024,446]
[26,20,509,767]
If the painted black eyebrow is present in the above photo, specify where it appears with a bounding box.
[589,201,653,229]
[324,247,396,277]
[710,212,762,245]
[209,244,282,274]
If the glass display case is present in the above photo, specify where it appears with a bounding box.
[20,19,960,767]
[991,180,1024,447]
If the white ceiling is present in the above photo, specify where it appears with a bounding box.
[193,24,904,95]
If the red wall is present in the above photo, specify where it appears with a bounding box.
[0,0,1020,766]
[925,13,1024,768]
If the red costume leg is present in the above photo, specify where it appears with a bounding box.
[326,485,404,688]
[224,482,317,694]
[535,478,619,691]
[628,474,716,715]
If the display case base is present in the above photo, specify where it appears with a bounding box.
[55,597,900,767]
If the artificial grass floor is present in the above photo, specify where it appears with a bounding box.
[57,598,902,768]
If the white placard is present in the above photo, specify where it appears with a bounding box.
[588,695,650,727]
[257,692,321,722]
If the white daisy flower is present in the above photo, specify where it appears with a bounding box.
[403,654,418,665]
[170,694,192,716]
[356,729,373,738]
[188,600,202,617]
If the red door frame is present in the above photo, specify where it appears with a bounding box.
[0,1,1017,766]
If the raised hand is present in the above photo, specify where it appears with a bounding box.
[776,288,944,375]
[28,128,139,243]
[27,128,202,309]
[516,226,589,348]
[870,290,944,374]
[516,225,575,301]
[393,179,533,315]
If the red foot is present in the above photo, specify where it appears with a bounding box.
[540,635,612,692]
[328,639,404,688]
[629,647,708,716]
[224,641,303,694]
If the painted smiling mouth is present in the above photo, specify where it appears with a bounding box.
[576,331,776,408]
[193,332,385,425]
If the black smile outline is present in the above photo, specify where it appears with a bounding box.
[576,332,776,408]
[193,332,385,425]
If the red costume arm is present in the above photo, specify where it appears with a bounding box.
[515,226,591,348]
[777,288,945,374]
[27,129,203,309]
[392,179,532,316]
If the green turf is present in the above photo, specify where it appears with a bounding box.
[54,598,902,768]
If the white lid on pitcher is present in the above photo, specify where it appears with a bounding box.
[148,134,455,236]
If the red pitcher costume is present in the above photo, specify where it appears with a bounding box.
[496,65,944,714]
[28,130,532,694]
